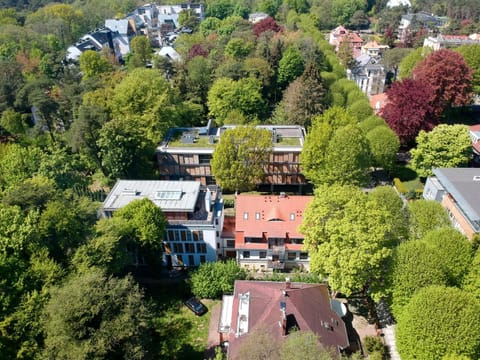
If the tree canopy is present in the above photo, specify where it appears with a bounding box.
[381,78,438,145]
[410,124,472,178]
[300,184,397,296]
[190,260,246,299]
[396,286,480,360]
[413,49,473,114]
[42,269,153,359]
[210,126,272,192]
[407,200,451,240]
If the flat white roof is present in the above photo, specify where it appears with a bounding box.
[219,295,234,333]
[103,180,200,212]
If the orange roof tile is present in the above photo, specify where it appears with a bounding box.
[235,194,313,239]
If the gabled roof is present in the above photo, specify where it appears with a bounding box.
[370,93,388,113]
[157,46,181,62]
[105,19,131,35]
[227,281,349,359]
[235,194,312,238]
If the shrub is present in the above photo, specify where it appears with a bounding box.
[393,178,408,194]
[190,260,246,299]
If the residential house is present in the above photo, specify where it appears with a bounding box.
[220,215,236,260]
[101,180,224,267]
[248,12,269,23]
[398,12,447,43]
[423,34,480,51]
[361,40,389,59]
[329,26,364,58]
[105,18,137,61]
[234,193,312,271]
[158,3,205,30]
[369,93,388,115]
[219,279,350,358]
[156,122,308,191]
[386,0,411,7]
[348,54,386,97]
[66,27,117,62]
[156,46,181,62]
[423,168,480,239]
[471,124,480,161]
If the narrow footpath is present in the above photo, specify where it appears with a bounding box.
[383,325,401,360]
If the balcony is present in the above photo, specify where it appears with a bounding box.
[267,259,285,269]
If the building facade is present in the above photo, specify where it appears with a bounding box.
[101,180,224,267]
[234,194,312,271]
[423,168,480,239]
[156,123,307,190]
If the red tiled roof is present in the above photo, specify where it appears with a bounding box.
[473,142,480,155]
[235,195,313,239]
[228,281,349,359]
[470,124,480,132]
[443,34,469,40]
[370,93,388,114]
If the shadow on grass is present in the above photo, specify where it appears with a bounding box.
[146,280,210,360]
[391,164,418,182]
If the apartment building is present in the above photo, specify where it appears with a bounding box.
[101,180,224,267]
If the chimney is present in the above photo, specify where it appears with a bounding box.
[285,277,291,289]
[281,310,287,336]
[280,301,287,336]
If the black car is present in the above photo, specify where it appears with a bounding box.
[184,297,208,316]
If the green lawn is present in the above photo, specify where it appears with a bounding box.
[392,163,424,195]
[146,280,219,360]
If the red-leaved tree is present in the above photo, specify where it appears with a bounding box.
[381,78,438,145]
[253,17,282,37]
[413,49,473,113]
[187,44,209,60]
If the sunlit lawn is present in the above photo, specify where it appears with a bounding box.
[146,280,219,360]
[392,163,424,193]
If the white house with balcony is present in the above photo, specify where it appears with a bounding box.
[101,180,224,267]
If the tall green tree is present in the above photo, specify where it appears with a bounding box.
[387,240,448,314]
[128,36,153,68]
[97,118,155,180]
[277,46,304,86]
[456,44,480,94]
[396,286,480,360]
[79,50,112,79]
[366,125,400,172]
[111,68,182,143]
[321,124,371,186]
[300,107,357,185]
[207,77,266,125]
[280,62,327,127]
[410,124,472,178]
[42,270,154,359]
[422,228,472,286]
[211,126,272,192]
[300,184,396,296]
[190,260,246,299]
[407,200,451,240]
[462,248,480,300]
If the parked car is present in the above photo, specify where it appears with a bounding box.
[184,297,208,316]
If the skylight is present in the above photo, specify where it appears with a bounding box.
[155,191,183,200]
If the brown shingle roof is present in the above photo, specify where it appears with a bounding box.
[227,281,349,359]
